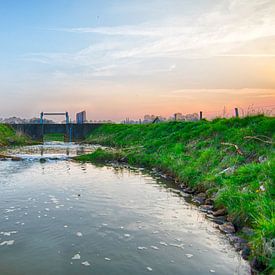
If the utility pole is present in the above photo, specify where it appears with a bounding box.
[40,112,44,124]
[235,108,239,118]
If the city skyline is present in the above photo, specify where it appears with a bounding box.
[0,0,275,121]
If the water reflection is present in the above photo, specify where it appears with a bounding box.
[0,143,250,275]
[2,142,99,161]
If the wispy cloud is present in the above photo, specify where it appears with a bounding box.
[216,54,275,57]
[48,26,160,36]
[167,88,275,96]
[23,0,275,79]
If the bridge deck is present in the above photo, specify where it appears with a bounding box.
[8,123,103,141]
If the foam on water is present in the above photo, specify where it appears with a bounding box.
[0,240,15,246]
[72,254,81,260]
[0,142,250,275]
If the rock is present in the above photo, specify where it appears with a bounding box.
[206,214,213,219]
[226,214,234,222]
[200,205,214,213]
[218,222,235,234]
[182,187,196,194]
[0,154,22,161]
[241,245,251,260]
[258,156,267,163]
[192,193,206,205]
[206,214,227,225]
[212,216,227,225]
[197,193,206,199]
[234,242,244,251]
[180,192,191,198]
[228,235,247,251]
[241,227,254,237]
[251,257,266,272]
[213,208,227,217]
[39,158,46,163]
[205,198,214,205]
[228,235,247,245]
[192,197,204,205]
[11,156,22,161]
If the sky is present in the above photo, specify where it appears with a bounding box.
[0,0,275,121]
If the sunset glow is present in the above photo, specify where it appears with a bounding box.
[0,0,275,121]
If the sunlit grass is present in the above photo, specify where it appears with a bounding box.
[0,124,32,146]
[84,115,275,272]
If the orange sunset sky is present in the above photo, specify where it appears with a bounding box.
[0,0,274,121]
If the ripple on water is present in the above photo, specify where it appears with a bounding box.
[0,143,250,275]
[0,240,15,246]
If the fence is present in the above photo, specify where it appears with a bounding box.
[123,104,275,124]
[201,104,275,120]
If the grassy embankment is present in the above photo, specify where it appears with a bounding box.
[76,115,274,273]
[0,124,32,147]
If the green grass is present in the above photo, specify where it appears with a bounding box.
[74,148,122,163]
[0,124,33,146]
[43,133,65,142]
[83,115,275,273]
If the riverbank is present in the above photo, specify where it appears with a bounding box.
[0,142,250,275]
[76,115,274,274]
[0,124,33,148]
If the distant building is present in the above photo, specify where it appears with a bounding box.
[76,111,87,124]
[143,114,158,123]
[29,118,55,124]
[173,113,199,121]
[140,115,166,124]
[0,117,54,124]
[174,113,185,121]
[143,114,156,122]
[184,113,199,121]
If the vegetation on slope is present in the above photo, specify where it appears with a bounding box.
[82,115,274,273]
[0,124,32,147]
[75,148,122,163]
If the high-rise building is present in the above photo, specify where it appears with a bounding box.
[76,111,87,124]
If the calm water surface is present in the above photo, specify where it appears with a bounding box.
[0,143,249,275]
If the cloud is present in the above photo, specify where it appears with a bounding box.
[216,54,275,57]
[23,0,275,78]
[161,88,275,100]
[49,26,161,36]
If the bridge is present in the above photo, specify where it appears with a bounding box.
[10,123,102,142]
[8,112,102,142]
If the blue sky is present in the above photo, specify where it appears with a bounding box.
[0,0,274,120]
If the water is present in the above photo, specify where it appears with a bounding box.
[0,143,249,275]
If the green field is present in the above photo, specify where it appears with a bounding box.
[77,115,275,273]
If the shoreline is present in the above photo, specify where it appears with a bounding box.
[74,151,255,273]
[1,116,274,274]
[0,124,35,147]
[74,115,274,274]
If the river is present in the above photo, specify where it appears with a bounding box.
[0,142,249,275]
